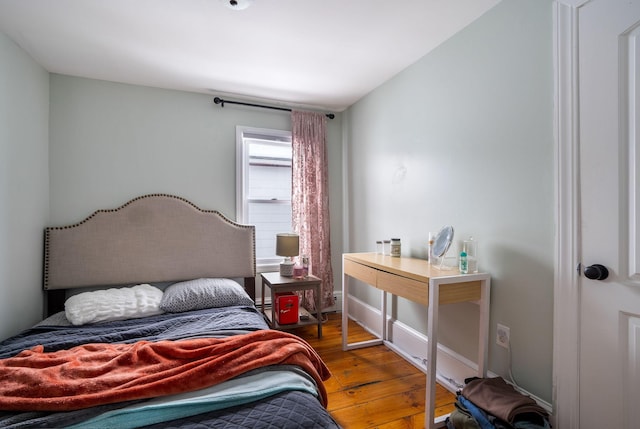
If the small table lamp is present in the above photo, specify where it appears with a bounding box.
[276,233,299,277]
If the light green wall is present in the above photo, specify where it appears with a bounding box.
[49,74,344,294]
[1,0,554,402]
[343,0,554,401]
[0,32,50,340]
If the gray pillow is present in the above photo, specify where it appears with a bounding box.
[160,278,254,313]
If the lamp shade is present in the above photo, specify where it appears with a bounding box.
[276,233,299,257]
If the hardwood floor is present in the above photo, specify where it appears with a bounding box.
[287,313,457,428]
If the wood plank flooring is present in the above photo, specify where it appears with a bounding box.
[286,313,457,428]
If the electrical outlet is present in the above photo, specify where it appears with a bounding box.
[496,323,510,349]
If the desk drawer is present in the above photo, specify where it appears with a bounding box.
[344,259,377,285]
[376,272,480,306]
[377,270,428,306]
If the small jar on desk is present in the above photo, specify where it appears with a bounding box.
[390,238,401,257]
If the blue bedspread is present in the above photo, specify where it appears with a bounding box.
[67,368,319,429]
[0,305,268,359]
[0,306,340,429]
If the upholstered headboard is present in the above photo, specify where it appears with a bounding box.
[43,194,256,316]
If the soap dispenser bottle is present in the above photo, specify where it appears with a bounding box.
[459,251,468,274]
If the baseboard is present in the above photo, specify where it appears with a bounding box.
[345,294,552,413]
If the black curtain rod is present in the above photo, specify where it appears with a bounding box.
[213,97,335,120]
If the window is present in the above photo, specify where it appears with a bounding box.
[236,126,293,268]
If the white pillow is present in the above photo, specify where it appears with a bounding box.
[65,284,164,326]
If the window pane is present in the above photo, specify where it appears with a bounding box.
[248,201,292,260]
[249,141,291,161]
[248,164,291,200]
[237,127,293,267]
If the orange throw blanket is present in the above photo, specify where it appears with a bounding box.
[0,330,330,412]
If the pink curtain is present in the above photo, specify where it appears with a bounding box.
[291,110,335,311]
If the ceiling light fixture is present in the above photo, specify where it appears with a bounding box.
[221,0,254,10]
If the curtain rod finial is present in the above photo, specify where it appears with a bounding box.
[213,97,225,107]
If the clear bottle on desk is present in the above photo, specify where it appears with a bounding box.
[383,240,391,256]
[463,237,478,273]
[376,240,383,254]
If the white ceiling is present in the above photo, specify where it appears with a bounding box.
[0,0,500,112]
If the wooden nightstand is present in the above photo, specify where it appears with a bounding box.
[260,272,322,338]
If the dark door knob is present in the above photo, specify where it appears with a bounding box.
[584,264,609,280]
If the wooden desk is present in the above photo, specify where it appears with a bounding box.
[341,253,490,429]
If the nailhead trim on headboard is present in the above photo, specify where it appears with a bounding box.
[43,193,256,294]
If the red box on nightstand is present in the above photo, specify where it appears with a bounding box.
[275,292,299,324]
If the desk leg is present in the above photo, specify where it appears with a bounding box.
[425,278,440,429]
[478,277,491,377]
[342,260,349,351]
[381,290,388,342]
[341,257,387,351]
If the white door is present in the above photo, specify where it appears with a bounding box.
[557,1,640,428]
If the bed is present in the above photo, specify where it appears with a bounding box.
[0,194,339,428]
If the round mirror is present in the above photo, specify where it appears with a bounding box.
[432,225,454,258]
